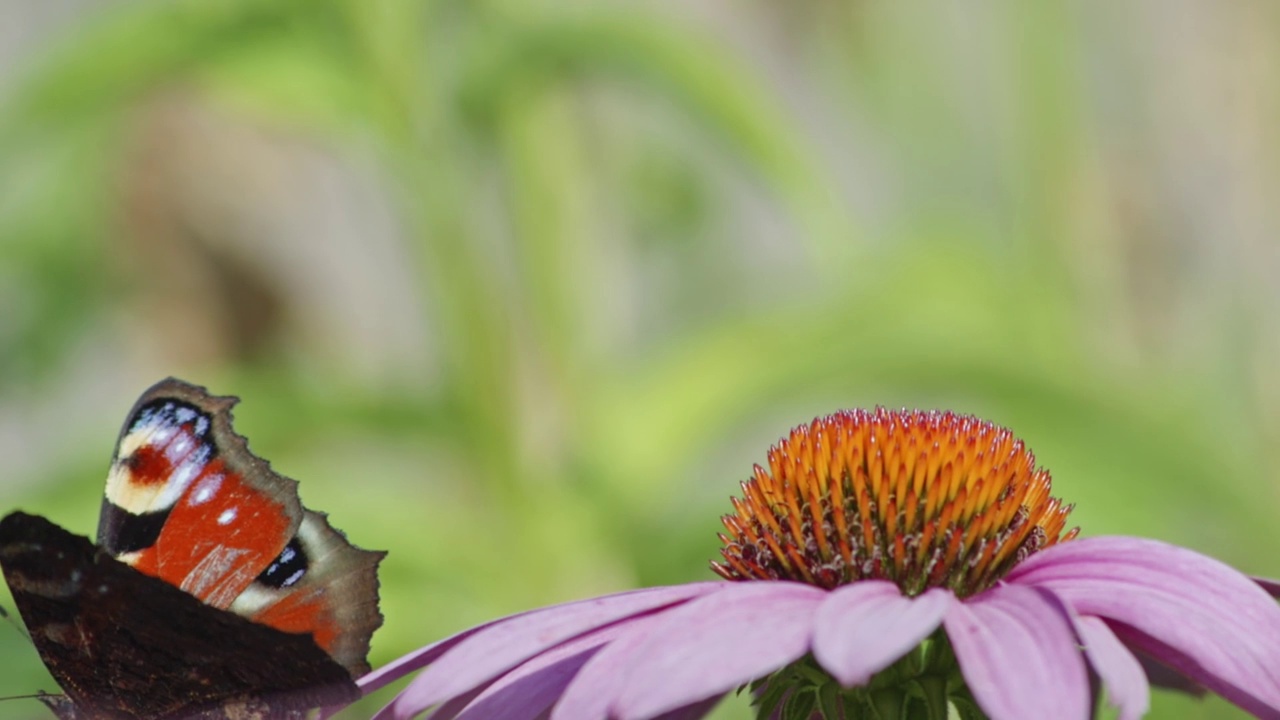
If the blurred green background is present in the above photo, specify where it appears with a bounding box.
[1,1,1277,718]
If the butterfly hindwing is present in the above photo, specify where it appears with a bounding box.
[0,512,360,719]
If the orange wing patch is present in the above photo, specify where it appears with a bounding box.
[131,466,296,608]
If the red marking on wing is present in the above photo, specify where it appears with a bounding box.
[251,592,339,656]
[130,464,294,609]
[122,445,175,487]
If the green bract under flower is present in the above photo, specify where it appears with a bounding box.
[754,632,977,720]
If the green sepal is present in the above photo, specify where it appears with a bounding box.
[780,687,818,720]
[948,693,990,720]
[752,675,790,720]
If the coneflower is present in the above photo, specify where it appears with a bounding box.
[363,409,1280,719]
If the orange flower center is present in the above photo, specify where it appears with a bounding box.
[712,409,1077,597]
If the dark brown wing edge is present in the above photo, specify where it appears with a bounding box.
[291,511,385,677]
[0,512,359,720]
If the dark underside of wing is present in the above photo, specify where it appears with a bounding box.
[0,512,360,720]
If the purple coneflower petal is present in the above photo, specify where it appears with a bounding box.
[358,622,493,698]
[1007,536,1280,714]
[392,583,724,716]
[551,612,674,720]
[398,686,483,720]
[1112,623,1280,719]
[1256,576,1280,599]
[612,582,826,720]
[1135,653,1206,697]
[811,581,954,687]
[357,624,502,720]
[1072,614,1148,720]
[943,584,1088,720]
[454,623,626,720]
[552,614,746,720]
[648,697,725,720]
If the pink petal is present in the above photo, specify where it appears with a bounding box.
[1135,652,1206,696]
[1256,576,1280,599]
[552,615,732,720]
[612,582,826,720]
[455,628,616,720]
[810,581,953,687]
[1072,615,1148,720]
[1008,536,1280,715]
[651,697,724,720]
[373,682,489,720]
[400,687,483,720]
[357,621,494,698]
[393,583,724,716]
[362,624,501,720]
[551,612,675,720]
[1110,622,1280,720]
[943,584,1088,720]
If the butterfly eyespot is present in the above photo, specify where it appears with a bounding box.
[259,538,308,589]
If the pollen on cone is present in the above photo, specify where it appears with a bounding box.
[712,409,1078,597]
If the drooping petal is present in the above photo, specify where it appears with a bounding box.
[1072,614,1148,720]
[810,581,954,687]
[551,612,738,720]
[551,612,676,720]
[455,624,624,720]
[943,584,1088,720]
[1256,576,1280,599]
[394,686,483,720]
[357,620,494,698]
[650,697,723,720]
[1110,622,1280,720]
[391,583,724,716]
[362,623,503,720]
[611,582,826,720]
[1007,536,1280,715]
[1135,653,1206,696]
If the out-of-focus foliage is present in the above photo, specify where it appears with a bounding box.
[1,1,1277,717]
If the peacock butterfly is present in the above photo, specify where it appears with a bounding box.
[0,378,384,719]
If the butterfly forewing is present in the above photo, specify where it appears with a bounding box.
[230,511,384,676]
[99,379,305,609]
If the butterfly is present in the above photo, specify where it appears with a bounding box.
[0,378,384,719]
